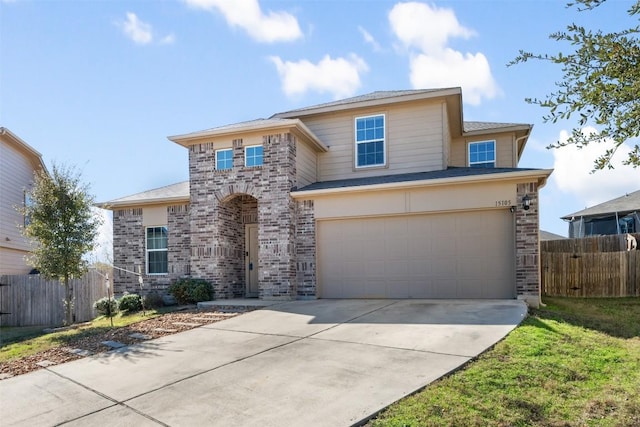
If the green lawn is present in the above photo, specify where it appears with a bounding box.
[369,297,640,427]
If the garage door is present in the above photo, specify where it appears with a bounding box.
[317,209,514,299]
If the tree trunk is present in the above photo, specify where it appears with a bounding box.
[64,275,74,325]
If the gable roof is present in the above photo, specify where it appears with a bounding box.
[168,118,327,152]
[272,88,460,118]
[562,189,640,219]
[0,127,48,174]
[97,181,189,209]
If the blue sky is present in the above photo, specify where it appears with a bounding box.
[2,0,639,256]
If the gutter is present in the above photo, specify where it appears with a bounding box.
[95,196,190,210]
[291,169,553,199]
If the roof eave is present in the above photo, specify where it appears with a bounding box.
[463,124,532,137]
[96,195,190,210]
[274,88,463,119]
[168,119,328,152]
[291,169,553,199]
[0,127,49,175]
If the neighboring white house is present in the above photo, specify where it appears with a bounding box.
[0,127,47,274]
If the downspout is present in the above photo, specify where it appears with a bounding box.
[616,211,621,234]
[514,135,528,165]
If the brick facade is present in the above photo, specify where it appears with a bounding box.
[112,204,191,296]
[515,182,541,307]
[187,132,313,300]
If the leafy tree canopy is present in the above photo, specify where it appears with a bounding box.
[22,164,101,324]
[510,0,640,170]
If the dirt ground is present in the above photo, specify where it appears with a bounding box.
[0,310,243,379]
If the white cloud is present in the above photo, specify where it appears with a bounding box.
[551,127,640,207]
[358,26,382,52]
[121,12,153,45]
[409,49,500,105]
[118,12,174,46]
[389,2,499,105]
[183,0,302,43]
[160,33,176,45]
[270,54,369,99]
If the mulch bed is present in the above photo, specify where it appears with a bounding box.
[0,310,244,379]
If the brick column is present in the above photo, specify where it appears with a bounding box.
[515,182,540,307]
[296,199,316,299]
[258,133,297,300]
[112,208,144,295]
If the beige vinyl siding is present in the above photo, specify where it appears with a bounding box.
[0,247,31,274]
[296,140,317,188]
[302,101,446,182]
[0,140,37,262]
[442,103,451,169]
[450,134,516,168]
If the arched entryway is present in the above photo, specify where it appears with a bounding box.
[216,194,258,298]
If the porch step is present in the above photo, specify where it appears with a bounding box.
[197,299,283,313]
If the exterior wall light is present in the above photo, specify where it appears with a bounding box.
[522,194,531,211]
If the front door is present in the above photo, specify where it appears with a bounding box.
[245,224,259,297]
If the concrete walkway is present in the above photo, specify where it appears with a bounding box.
[1,299,527,427]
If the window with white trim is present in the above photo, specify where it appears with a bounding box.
[216,148,233,170]
[146,226,168,274]
[468,140,496,168]
[355,114,385,168]
[245,145,263,167]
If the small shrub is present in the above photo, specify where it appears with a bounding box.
[168,278,213,305]
[94,297,118,317]
[143,293,164,309]
[118,293,143,313]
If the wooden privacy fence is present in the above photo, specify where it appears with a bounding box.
[0,270,109,327]
[541,233,640,297]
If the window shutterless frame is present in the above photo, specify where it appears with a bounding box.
[146,226,168,275]
[355,114,386,168]
[468,140,496,168]
[245,145,263,167]
[215,148,233,170]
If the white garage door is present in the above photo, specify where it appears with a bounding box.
[317,209,514,299]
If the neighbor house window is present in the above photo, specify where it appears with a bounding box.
[469,140,496,168]
[245,145,263,167]
[146,226,168,274]
[355,114,385,168]
[216,148,233,170]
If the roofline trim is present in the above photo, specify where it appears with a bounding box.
[168,119,328,152]
[95,195,190,210]
[273,88,462,119]
[463,123,532,137]
[291,169,553,199]
[0,127,49,174]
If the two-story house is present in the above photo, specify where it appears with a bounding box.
[101,88,552,307]
[0,127,48,274]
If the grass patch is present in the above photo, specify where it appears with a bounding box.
[369,297,640,427]
[0,309,168,362]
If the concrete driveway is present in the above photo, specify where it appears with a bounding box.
[1,299,527,426]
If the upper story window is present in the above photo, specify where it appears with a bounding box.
[245,145,263,167]
[216,148,233,170]
[146,226,168,275]
[355,114,385,168]
[468,140,496,168]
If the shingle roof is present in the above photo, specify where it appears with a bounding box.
[98,181,189,208]
[170,118,297,138]
[294,167,540,192]
[562,189,640,219]
[540,230,566,240]
[464,121,530,133]
[273,88,458,117]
